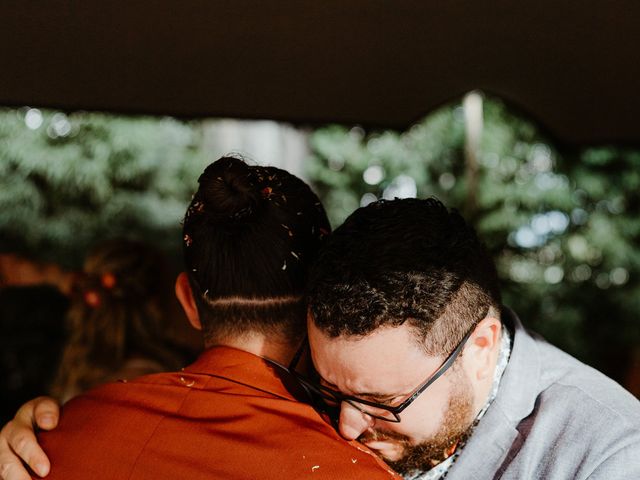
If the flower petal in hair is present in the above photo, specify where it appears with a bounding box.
[281,224,293,237]
[84,290,101,308]
[101,273,117,289]
[231,205,253,220]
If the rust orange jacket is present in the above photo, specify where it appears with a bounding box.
[38,346,400,479]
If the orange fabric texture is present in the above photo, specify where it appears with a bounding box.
[37,346,399,479]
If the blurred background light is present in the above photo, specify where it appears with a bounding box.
[382,174,417,200]
[363,165,384,185]
[24,108,43,130]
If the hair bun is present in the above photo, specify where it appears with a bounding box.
[195,157,261,222]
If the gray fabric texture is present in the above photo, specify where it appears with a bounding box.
[447,309,640,480]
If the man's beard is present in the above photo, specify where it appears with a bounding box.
[359,370,476,476]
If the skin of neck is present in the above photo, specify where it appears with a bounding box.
[175,272,301,366]
[204,330,299,366]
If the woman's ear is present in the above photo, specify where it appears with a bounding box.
[175,272,202,331]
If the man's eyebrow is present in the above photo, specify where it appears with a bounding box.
[352,391,399,401]
[337,384,401,401]
[317,374,402,401]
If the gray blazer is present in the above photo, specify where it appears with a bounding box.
[447,310,640,480]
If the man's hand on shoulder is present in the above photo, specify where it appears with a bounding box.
[0,397,60,479]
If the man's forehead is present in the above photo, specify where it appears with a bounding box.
[307,319,440,392]
[308,316,421,351]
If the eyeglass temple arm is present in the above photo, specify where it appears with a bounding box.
[394,327,474,412]
[288,335,308,370]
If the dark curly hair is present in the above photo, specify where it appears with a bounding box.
[307,198,501,356]
[182,156,330,344]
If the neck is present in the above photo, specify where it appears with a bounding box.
[204,331,300,365]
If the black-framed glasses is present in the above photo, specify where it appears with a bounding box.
[288,326,474,423]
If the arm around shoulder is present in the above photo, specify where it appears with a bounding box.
[0,396,61,479]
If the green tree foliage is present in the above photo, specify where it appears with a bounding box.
[0,108,208,267]
[307,96,640,382]
[1,99,637,384]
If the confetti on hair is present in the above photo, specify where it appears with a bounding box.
[232,205,253,220]
[184,234,193,247]
[261,186,273,199]
[291,251,300,260]
[282,261,287,270]
[281,224,294,237]
[185,200,205,220]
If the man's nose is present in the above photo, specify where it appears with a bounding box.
[338,401,375,440]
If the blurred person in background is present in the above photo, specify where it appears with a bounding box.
[0,239,192,410]
[50,238,187,402]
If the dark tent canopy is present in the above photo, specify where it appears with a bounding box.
[1,1,639,146]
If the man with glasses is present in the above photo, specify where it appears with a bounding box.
[299,198,640,479]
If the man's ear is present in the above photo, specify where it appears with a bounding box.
[467,315,501,381]
[175,272,202,331]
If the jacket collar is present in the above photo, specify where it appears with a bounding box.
[492,307,542,422]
